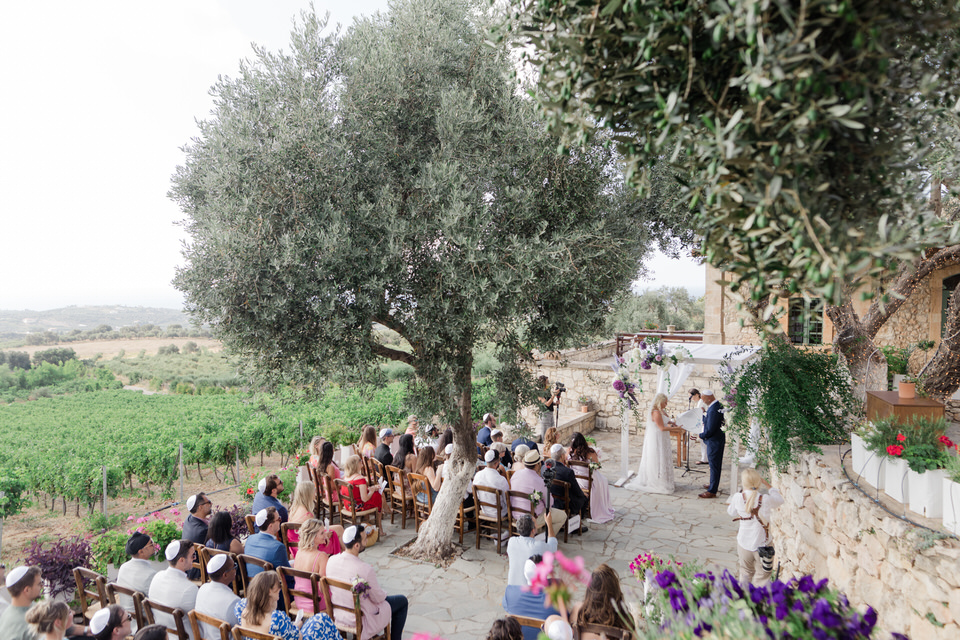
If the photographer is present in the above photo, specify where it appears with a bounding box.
[536,376,564,440]
[727,469,783,586]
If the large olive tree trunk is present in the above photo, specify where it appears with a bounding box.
[918,286,960,399]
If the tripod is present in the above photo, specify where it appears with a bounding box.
[680,397,706,478]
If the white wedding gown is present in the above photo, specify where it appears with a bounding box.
[626,410,675,494]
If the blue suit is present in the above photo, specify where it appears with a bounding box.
[503,586,560,640]
[243,532,292,588]
[699,401,726,494]
[477,426,493,447]
[251,493,289,523]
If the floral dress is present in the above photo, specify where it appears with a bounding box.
[234,599,342,640]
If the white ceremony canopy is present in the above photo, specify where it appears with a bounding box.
[617,342,761,497]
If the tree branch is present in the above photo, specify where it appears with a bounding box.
[369,341,415,366]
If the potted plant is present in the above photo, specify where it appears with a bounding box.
[25,535,93,602]
[860,417,908,490]
[578,395,590,412]
[943,455,960,535]
[905,435,951,518]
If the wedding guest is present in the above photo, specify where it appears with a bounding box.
[510,450,567,533]
[727,468,784,586]
[503,557,559,640]
[571,564,632,636]
[545,444,588,534]
[292,519,341,616]
[568,433,615,524]
[316,442,342,506]
[413,447,442,504]
[475,449,510,520]
[542,427,559,453]
[359,425,378,458]
[307,436,326,468]
[340,456,385,538]
[24,600,71,640]
[485,617,523,640]
[435,428,454,459]
[148,541,198,639]
[477,413,496,447]
[375,429,396,468]
[89,605,132,640]
[133,625,168,640]
[183,493,213,545]
[404,415,419,438]
[195,555,240,638]
[205,510,244,555]
[253,474,290,522]
[491,429,513,467]
[244,508,293,587]
[391,434,417,472]
[117,532,159,610]
[513,444,531,462]
[234,571,339,640]
[506,515,556,586]
[288,482,345,553]
[510,422,538,453]
[0,566,44,640]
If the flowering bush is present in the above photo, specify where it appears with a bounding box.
[629,551,682,579]
[25,535,93,599]
[124,511,182,557]
[525,551,590,612]
[869,416,951,472]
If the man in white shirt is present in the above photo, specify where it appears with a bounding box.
[148,540,199,639]
[506,514,557,586]
[195,555,240,638]
[116,532,158,613]
[474,449,510,518]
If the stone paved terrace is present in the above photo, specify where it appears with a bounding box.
[363,428,739,639]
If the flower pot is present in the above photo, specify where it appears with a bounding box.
[884,456,910,503]
[942,476,960,535]
[907,468,946,518]
[898,381,916,399]
[851,434,885,490]
[580,404,590,413]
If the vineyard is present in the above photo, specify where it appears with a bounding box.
[0,384,410,515]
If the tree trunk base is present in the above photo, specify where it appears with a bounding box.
[392,537,461,568]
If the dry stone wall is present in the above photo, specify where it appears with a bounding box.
[772,451,960,640]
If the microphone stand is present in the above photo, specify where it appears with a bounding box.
[680,396,706,478]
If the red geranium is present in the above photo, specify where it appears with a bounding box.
[896,433,906,443]
[886,445,904,456]
[246,488,255,495]
[939,435,954,448]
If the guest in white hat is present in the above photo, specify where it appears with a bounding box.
[474,449,510,520]
[0,566,44,640]
[490,429,513,467]
[183,493,213,546]
[88,605,131,640]
[195,554,240,638]
[243,508,293,589]
[148,540,198,639]
[477,413,497,447]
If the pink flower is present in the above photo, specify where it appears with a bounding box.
[554,551,590,584]
[171,509,180,516]
[136,517,148,524]
[896,433,906,443]
[126,516,135,521]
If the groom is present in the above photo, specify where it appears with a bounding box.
[698,389,725,499]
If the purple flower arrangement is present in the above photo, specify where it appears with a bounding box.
[611,357,641,408]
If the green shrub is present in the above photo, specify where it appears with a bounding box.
[91,530,129,573]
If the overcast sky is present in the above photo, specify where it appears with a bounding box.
[0,0,704,312]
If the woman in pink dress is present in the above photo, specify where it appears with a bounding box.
[291,518,342,615]
[288,482,344,558]
[569,432,615,523]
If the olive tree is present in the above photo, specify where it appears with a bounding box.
[172,0,650,559]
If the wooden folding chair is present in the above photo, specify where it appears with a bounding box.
[318,473,342,525]
[385,465,414,529]
[236,555,274,593]
[188,610,232,640]
[568,459,593,520]
[191,551,208,585]
[277,566,324,619]
[507,489,537,538]
[321,576,389,640]
[231,627,282,640]
[474,484,510,554]
[142,598,190,640]
[334,477,383,536]
[73,567,108,622]
[408,472,434,531]
[197,547,243,596]
[551,478,572,543]
[280,522,300,559]
[105,582,147,629]
[574,622,634,640]
[244,514,257,535]
[508,614,547,637]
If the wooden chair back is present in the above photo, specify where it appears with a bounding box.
[142,597,190,640]
[187,610,232,640]
[551,477,572,543]
[197,547,243,596]
[277,566,323,618]
[73,567,108,622]
[473,484,510,554]
[507,489,536,537]
[385,464,413,529]
[407,471,434,530]
[244,514,257,535]
[105,582,146,629]
[508,614,547,636]
[280,522,300,559]
[368,458,387,498]
[334,477,380,532]
[574,622,634,640]
[321,575,389,640]
[318,473,342,524]
[236,555,274,593]
[568,459,593,520]
[231,627,282,640]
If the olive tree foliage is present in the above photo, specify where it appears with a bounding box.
[171,0,649,559]
[511,0,960,312]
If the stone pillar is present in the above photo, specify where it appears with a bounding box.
[702,264,725,344]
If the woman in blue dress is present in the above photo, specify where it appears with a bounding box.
[234,571,342,640]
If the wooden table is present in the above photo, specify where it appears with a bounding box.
[865,391,944,423]
[668,427,688,468]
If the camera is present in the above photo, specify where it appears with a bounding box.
[553,381,566,395]
[542,458,557,482]
[757,545,775,572]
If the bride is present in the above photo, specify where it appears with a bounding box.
[626,393,675,494]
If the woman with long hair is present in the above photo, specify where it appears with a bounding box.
[340,455,384,511]
[436,427,454,458]
[391,433,417,472]
[486,617,523,640]
[727,468,784,586]
[358,425,377,458]
[205,510,244,555]
[413,446,442,504]
[574,564,632,634]
[291,519,341,615]
[234,571,340,640]
[287,482,344,558]
[25,600,72,640]
[307,436,325,469]
[625,392,676,494]
[542,427,559,453]
[316,441,341,505]
[568,432,615,524]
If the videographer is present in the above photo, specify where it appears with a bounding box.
[536,375,564,441]
[727,468,783,586]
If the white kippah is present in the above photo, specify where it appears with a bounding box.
[444,443,453,455]
[255,508,269,527]
[258,478,267,493]
[546,619,573,640]
[550,443,564,457]
[483,413,493,423]
[164,540,181,562]
[491,429,502,438]
[523,559,538,585]
[90,608,112,635]
[186,494,198,511]
[343,525,359,545]
[5,566,28,588]
[702,389,715,396]
[484,449,497,463]
[206,554,228,574]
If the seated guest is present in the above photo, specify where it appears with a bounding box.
[435,428,454,460]
[503,557,560,640]
[89,605,132,640]
[292,519,341,615]
[513,444,531,462]
[24,599,71,640]
[490,442,511,469]
[491,430,513,467]
[417,424,440,451]
[477,413,496,447]
[510,450,567,534]
[133,625,168,640]
[506,514,557,586]
[404,414,419,439]
[244,508,293,586]
[316,442,342,506]
[307,436,325,469]
[545,444,588,534]
[413,447,442,505]
[253,475,289,523]
[542,427,559,453]
[234,571,339,640]
[195,555,240,638]
[183,493,212,579]
[568,432,615,524]
[486,617,523,640]
[148,541,199,639]
[475,450,510,520]
[326,526,406,640]
[375,429,396,468]
[542,616,574,640]
[117,532,159,611]
[359,425,378,458]
[571,564,633,638]
[341,455,384,513]
[205,511,244,555]
[510,424,538,453]
[391,434,417,472]
[2,566,44,640]
[288,481,345,555]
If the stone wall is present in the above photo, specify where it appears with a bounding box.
[772,451,960,639]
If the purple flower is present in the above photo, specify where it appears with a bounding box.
[775,602,789,620]
[815,578,829,592]
[667,587,688,612]
[792,601,805,613]
[640,341,647,349]
[811,598,842,628]
[655,355,662,362]
[613,379,626,392]
[655,570,677,588]
[641,361,651,370]
[798,576,816,593]
[749,584,768,604]
[692,622,713,636]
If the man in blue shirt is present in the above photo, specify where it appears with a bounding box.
[503,556,559,640]
[477,413,496,447]
[243,507,292,588]
[251,474,289,522]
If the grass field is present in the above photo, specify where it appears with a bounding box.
[13,337,222,360]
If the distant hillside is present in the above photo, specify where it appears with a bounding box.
[0,305,194,335]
